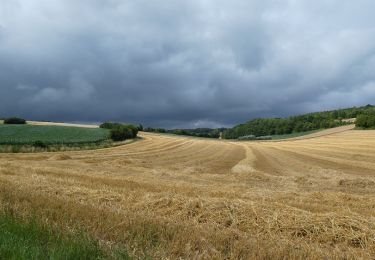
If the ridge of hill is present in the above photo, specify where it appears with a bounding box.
[222,104,374,139]
[144,105,374,139]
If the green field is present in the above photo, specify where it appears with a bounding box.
[0,125,110,145]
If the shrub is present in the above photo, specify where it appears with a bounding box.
[100,122,139,141]
[110,126,134,141]
[4,117,26,124]
[155,128,166,133]
[172,129,189,135]
[144,127,166,133]
[356,114,375,128]
[33,140,48,148]
[99,122,122,129]
[125,124,138,137]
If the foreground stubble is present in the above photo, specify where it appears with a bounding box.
[1,130,375,259]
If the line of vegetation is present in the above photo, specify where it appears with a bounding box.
[356,111,375,129]
[3,117,26,124]
[100,122,141,141]
[144,127,227,138]
[235,130,322,141]
[269,129,322,140]
[0,119,142,152]
[143,105,375,140]
[0,211,131,259]
[0,142,117,153]
[0,125,110,145]
[222,104,375,139]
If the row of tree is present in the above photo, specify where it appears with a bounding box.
[223,105,375,139]
[2,117,27,124]
[143,105,375,140]
[356,111,375,129]
[143,127,226,138]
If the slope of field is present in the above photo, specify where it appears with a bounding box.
[0,125,109,145]
[271,124,355,141]
[0,129,375,258]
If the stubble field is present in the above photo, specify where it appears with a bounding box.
[0,128,375,259]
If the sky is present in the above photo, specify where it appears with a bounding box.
[1,0,375,128]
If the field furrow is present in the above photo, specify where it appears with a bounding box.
[1,130,375,259]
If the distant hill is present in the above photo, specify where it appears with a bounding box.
[144,127,227,138]
[144,105,375,139]
[222,105,375,139]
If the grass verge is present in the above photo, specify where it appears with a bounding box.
[0,137,142,153]
[0,211,130,259]
[0,141,113,153]
[354,127,375,130]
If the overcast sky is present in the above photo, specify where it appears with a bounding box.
[1,0,375,128]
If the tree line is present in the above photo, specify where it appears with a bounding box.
[223,105,375,139]
[144,127,226,138]
[356,109,375,129]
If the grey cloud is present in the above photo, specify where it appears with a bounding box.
[1,0,375,128]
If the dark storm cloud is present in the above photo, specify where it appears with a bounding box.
[1,0,375,128]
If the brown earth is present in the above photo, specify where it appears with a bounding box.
[0,128,375,259]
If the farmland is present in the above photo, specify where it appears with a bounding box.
[0,125,110,145]
[1,127,375,258]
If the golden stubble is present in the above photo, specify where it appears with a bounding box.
[1,130,375,259]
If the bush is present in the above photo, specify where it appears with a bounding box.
[33,140,48,148]
[4,117,26,124]
[356,114,375,128]
[172,129,189,135]
[110,126,134,141]
[99,122,122,129]
[144,127,166,133]
[100,122,138,135]
[100,122,140,141]
[100,122,139,141]
[126,125,139,137]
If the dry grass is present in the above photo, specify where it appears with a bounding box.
[1,130,375,259]
[270,124,356,141]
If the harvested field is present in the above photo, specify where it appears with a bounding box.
[1,129,375,259]
[271,124,356,141]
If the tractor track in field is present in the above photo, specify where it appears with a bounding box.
[1,123,375,259]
